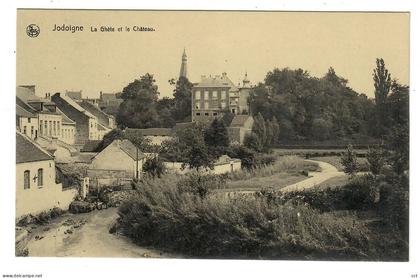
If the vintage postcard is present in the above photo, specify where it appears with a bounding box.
[14,9,409,264]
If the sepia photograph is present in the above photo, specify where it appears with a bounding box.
[12,8,410,266]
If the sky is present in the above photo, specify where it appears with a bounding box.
[17,10,409,99]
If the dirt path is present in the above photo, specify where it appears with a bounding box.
[280,159,345,192]
[233,159,344,194]
[26,208,167,258]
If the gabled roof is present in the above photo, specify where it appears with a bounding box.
[16,86,39,103]
[101,93,118,101]
[81,140,102,152]
[194,74,238,91]
[66,91,82,100]
[118,139,145,160]
[101,139,144,160]
[126,128,173,137]
[78,101,113,128]
[53,93,96,118]
[56,108,76,125]
[16,132,53,163]
[230,115,253,127]
[16,104,36,118]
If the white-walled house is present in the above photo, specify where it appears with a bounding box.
[16,104,38,140]
[88,139,146,185]
[16,132,77,218]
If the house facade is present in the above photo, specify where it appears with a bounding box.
[78,100,115,138]
[192,73,252,123]
[16,132,77,218]
[227,115,254,144]
[51,93,100,146]
[17,86,63,141]
[88,139,145,186]
[16,104,38,140]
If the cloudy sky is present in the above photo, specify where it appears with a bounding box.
[17,10,409,99]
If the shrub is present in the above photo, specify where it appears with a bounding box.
[227,145,257,170]
[16,207,65,226]
[116,176,372,259]
[142,156,166,178]
[378,174,409,240]
[341,145,358,177]
[277,174,379,212]
[177,172,226,199]
[69,201,95,214]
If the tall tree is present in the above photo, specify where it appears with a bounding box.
[204,118,230,158]
[373,58,392,136]
[252,113,268,151]
[117,73,161,128]
[171,76,193,122]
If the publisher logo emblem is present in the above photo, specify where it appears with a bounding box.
[26,24,40,38]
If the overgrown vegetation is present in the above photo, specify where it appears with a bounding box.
[116,175,373,260]
[17,207,65,226]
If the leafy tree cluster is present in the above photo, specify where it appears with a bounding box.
[159,118,231,170]
[249,67,375,142]
[116,74,193,129]
[95,128,153,153]
[244,113,279,153]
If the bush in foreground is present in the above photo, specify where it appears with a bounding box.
[116,175,372,259]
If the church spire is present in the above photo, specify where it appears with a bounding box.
[179,48,188,78]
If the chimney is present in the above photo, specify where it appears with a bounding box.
[222,72,227,77]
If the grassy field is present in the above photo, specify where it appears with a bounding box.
[221,172,308,192]
[312,175,351,190]
[310,156,369,172]
[273,148,368,157]
[221,156,318,192]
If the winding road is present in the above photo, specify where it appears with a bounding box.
[280,159,345,192]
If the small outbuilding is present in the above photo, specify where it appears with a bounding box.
[88,139,145,187]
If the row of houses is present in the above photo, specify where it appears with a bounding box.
[15,86,120,218]
[16,86,118,150]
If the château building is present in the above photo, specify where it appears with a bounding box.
[191,72,252,123]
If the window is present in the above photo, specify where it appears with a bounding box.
[37,169,43,187]
[31,126,34,137]
[23,126,27,135]
[204,113,209,116]
[28,118,31,123]
[204,102,209,109]
[49,121,52,136]
[195,102,201,109]
[212,91,218,100]
[196,112,201,116]
[213,112,218,116]
[195,91,201,99]
[204,91,209,100]
[221,101,226,109]
[57,121,60,135]
[53,121,56,136]
[39,120,43,134]
[44,121,48,135]
[221,91,226,100]
[24,170,30,189]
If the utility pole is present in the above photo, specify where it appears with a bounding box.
[136,146,139,180]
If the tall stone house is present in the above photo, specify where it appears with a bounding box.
[78,100,115,139]
[191,72,252,123]
[51,93,100,146]
[16,86,66,142]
